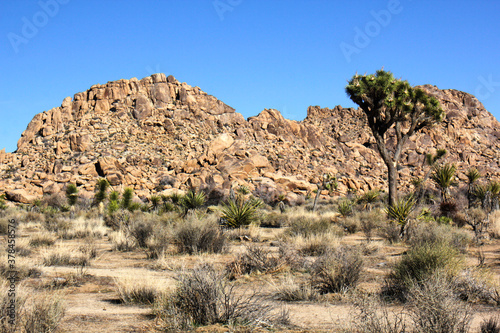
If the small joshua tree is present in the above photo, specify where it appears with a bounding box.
[93,178,109,206]
[65,183,79,206]
[431,163,457,203]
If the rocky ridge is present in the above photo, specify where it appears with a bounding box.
[1,74,499,204]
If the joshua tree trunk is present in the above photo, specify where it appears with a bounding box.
[387,161,398,207]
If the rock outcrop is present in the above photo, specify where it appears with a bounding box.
[1,74,499,204]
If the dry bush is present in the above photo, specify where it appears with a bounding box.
[338,216,360,234]
[0,218,8,234]
[406,221,471,253]
[488,210,500,239]
[42,250,90,267]
[109,229,136,251]
[453,268,496,304]
[0,261,41,281]
[145,227,171,259]
[225,225,261,242]
[349,294,407,333]
[311,245,363,294]
[0,283,64,333]
[272,275,318,302]
[60,217,107,240]
[289,232,340,256]
[384,242,463,301]
[260,211,289,228]
[173,215,226,254]
[379,221,401,244]
[129,219,154,248]
[23,291,65,333]
[28,232,56,247]
[407,273,473,333]
[286,215,336,238]
[358,210,386,241]
[155,264,288,331]
[43,215,71,233]
[226,244,288,279]
[114,277,163,305]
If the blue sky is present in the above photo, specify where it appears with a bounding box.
[1,0,499,152]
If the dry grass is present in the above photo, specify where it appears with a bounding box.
[114,276,167,305]
[28,232,56,247]
[109,229,137,251]
[272,275,319,302]
[60,216,107,239]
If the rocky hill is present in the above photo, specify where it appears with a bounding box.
[1,73,499,204]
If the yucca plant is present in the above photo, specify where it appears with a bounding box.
[386,196,416,236]
[180,190,207,214]
[65,183,79,206]
[431,163,457,202]
[337,199,353,217]
[149,195,161,212]
[220,198,262,228]
[358,190,380,211]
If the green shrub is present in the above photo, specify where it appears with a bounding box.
[406,221,471,253]
[337,199,353,217]
[220,198,262,228]
[385,242,462,300]
[0,194,7,210]
[311,245,363,294]
[385,196,416,236]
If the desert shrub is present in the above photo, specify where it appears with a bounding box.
[481,316,500,333]
[28,233,56,247]
[379,221,401,244]
[0,194,6,210]
[156,264,286,329]
[407,273,473,333]
[23,291,65,333]
[115,277,162,305]
[41,193,66,209]
[385,242,462,300]
[261,211,289,228]
[225,225,261,242]
[453,269,495,304]
[358,210,386,241]
[0,281,26,332]
[406,221,471,253]
[226,244,300,279]
[129,219,154,248]
[272,275,318,302]
[173,216,226,254]
[286,216,331,237]
[350,295,407,333]
[0,262,41,281]
[60,217,106,240]
[293,233,340,256]
[43,216,71,233]
[104,210,131,230]
[220,198,262,228]
[311,245,363,294]
[110,229,136,251]
[340,216,360,234]
[488,210,500,239]
[43,252,90,267]
[145,227,171,259]
[0,218,8,235]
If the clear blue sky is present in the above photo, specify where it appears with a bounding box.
[1,0,499,152]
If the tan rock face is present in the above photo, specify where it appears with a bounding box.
[2,74,500,203]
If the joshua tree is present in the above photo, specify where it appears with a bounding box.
[65,183,79,206]
[431,163,457,203]
[346,70,444,206]
[312,173,337,212]
[415,149,447,203]
[93,178,109,206]
[465,168,481,208]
